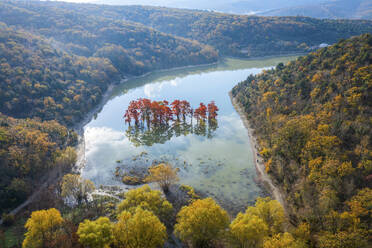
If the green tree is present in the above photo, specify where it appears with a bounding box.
[174,197,229,247]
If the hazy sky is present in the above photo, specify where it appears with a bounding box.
[47,0,328,13]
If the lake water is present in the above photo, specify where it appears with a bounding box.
[81,56,296,213]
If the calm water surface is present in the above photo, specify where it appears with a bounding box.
[82,56,296,213]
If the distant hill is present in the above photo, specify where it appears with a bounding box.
[0,1,217,74]
[261,0,372,20]
[21,1,372,57]
[89,4,372,56]
[51,0,372,19]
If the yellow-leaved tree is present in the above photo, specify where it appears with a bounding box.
[145,163,179,193]
[247,197,286,235]
[229,211,268,248]
[61,174,95,205]
[317,210,369,248]
[117,185,173,221]
[22,208,64,248]
[263,232,306,248]
[55,146,77,172]
[229,197,286,247]
[174,197,229,247]
[113,207,167,248]
[347,188,372,220]
[77,217,113,248]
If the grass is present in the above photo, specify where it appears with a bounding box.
[1,217,26,248]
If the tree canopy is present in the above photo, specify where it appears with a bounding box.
[232,33,372,247]
[145,163,179,193]
[61,174,95,205]
[117,185,173,221]
[113,207,167,248]
[174,197,230,247]
[77,217,113,248]
[23,208,64,248]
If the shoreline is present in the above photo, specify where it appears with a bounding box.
[229,92,287,211]
[224,52,304,61]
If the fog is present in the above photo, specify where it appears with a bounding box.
[47,0,329,14]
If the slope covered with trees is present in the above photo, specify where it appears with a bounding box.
[0,24,119,125]
[81,4,372,57]
[2,1,372,59]
[232,33,372,247]
[0,114,77,214]
[0,0,218,73]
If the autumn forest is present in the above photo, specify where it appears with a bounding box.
[0,0,371,248]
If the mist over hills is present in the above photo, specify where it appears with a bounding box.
[49,0,372,19]
[261,0,372,20]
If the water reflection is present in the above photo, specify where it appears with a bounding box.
[126,119,218,146]
[111,56,298,100]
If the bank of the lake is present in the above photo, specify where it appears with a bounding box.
[229,92,288,214]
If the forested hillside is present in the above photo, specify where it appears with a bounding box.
[0,1,218,73]
[2,1,372,58]
[0,24,120,125]
[86,5,372,57]
[232,33,372,247]
[0,114,77,214]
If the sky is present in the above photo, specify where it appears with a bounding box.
[46,0,329,14]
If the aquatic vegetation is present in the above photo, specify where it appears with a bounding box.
[122,175,144,185]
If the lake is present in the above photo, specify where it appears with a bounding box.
[81,56,296,213]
